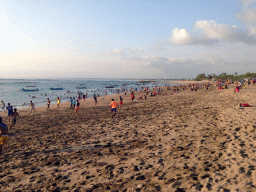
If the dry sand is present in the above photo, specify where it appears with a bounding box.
[1,83,256,192]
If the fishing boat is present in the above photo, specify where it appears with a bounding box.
[22,87,39,91]
[77,85,86,89]
[50,87,63,90]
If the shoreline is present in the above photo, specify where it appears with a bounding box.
[0,80,198,113]
[0,78,175,110]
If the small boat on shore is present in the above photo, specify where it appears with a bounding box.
[22,88,39,91]
[50,87,63,90]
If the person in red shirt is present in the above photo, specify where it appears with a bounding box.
[110,99,119,118]
[131,91,135,103]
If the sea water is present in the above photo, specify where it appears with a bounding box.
[0,78,171,109]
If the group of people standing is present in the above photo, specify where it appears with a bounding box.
[69,97,80,114]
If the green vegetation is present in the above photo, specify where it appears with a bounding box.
[195,72,256,81]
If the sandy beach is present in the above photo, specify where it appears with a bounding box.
[1,82,256,191]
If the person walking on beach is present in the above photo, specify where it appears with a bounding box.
[119,96,123,109]
[72,98,76,109]
[47,98,50,110]
[57,97,61,108]
[0,117,8,156]
[93,93,98,106]
[110,99,119,119]
[29,101,36,115]
[70,97,73,109]
[1,100,5,112]
[131,91,135,103]
[10,108,19,129]
[75,100,80,115]
[6,103,13,122]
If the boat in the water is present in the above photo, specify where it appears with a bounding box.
[50,87,63,90]
[22,88,39,91]
[106,85,114,88]
[77,85,86,89]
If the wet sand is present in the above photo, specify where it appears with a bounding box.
[1,83,256,191]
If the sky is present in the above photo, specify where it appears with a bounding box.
[1,0,256,79]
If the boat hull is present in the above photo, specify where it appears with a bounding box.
[22,88,38,91]
[77,86,86,89]
[50,88,63,90]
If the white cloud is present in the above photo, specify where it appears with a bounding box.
[170,28,192,45]
[167,20,256,46]
[236,0,256,35]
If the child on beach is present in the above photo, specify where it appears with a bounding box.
[75,100,80,115]
[10,108,19,129]
[119,96,123,109]
[30,101,36,115]
[6,103,13,122]
[57,97,61,108]
[110,99,119,118]
[0,117,8,156]
[47,98,50,110]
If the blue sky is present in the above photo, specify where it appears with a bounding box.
[1,0,255,79]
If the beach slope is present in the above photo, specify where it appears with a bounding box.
[1,84,256,191]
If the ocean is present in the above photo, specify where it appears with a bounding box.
[0,78,171,109]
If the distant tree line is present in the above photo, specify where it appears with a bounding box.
[195,72,256,81]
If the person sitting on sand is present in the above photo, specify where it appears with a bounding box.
[110,99,119,119]
[235,84,240,92]
[30,101,36,115]
[10,108,19,129]
[240,103,252,107]
[47,98,50,110]
[0,117,8,156]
